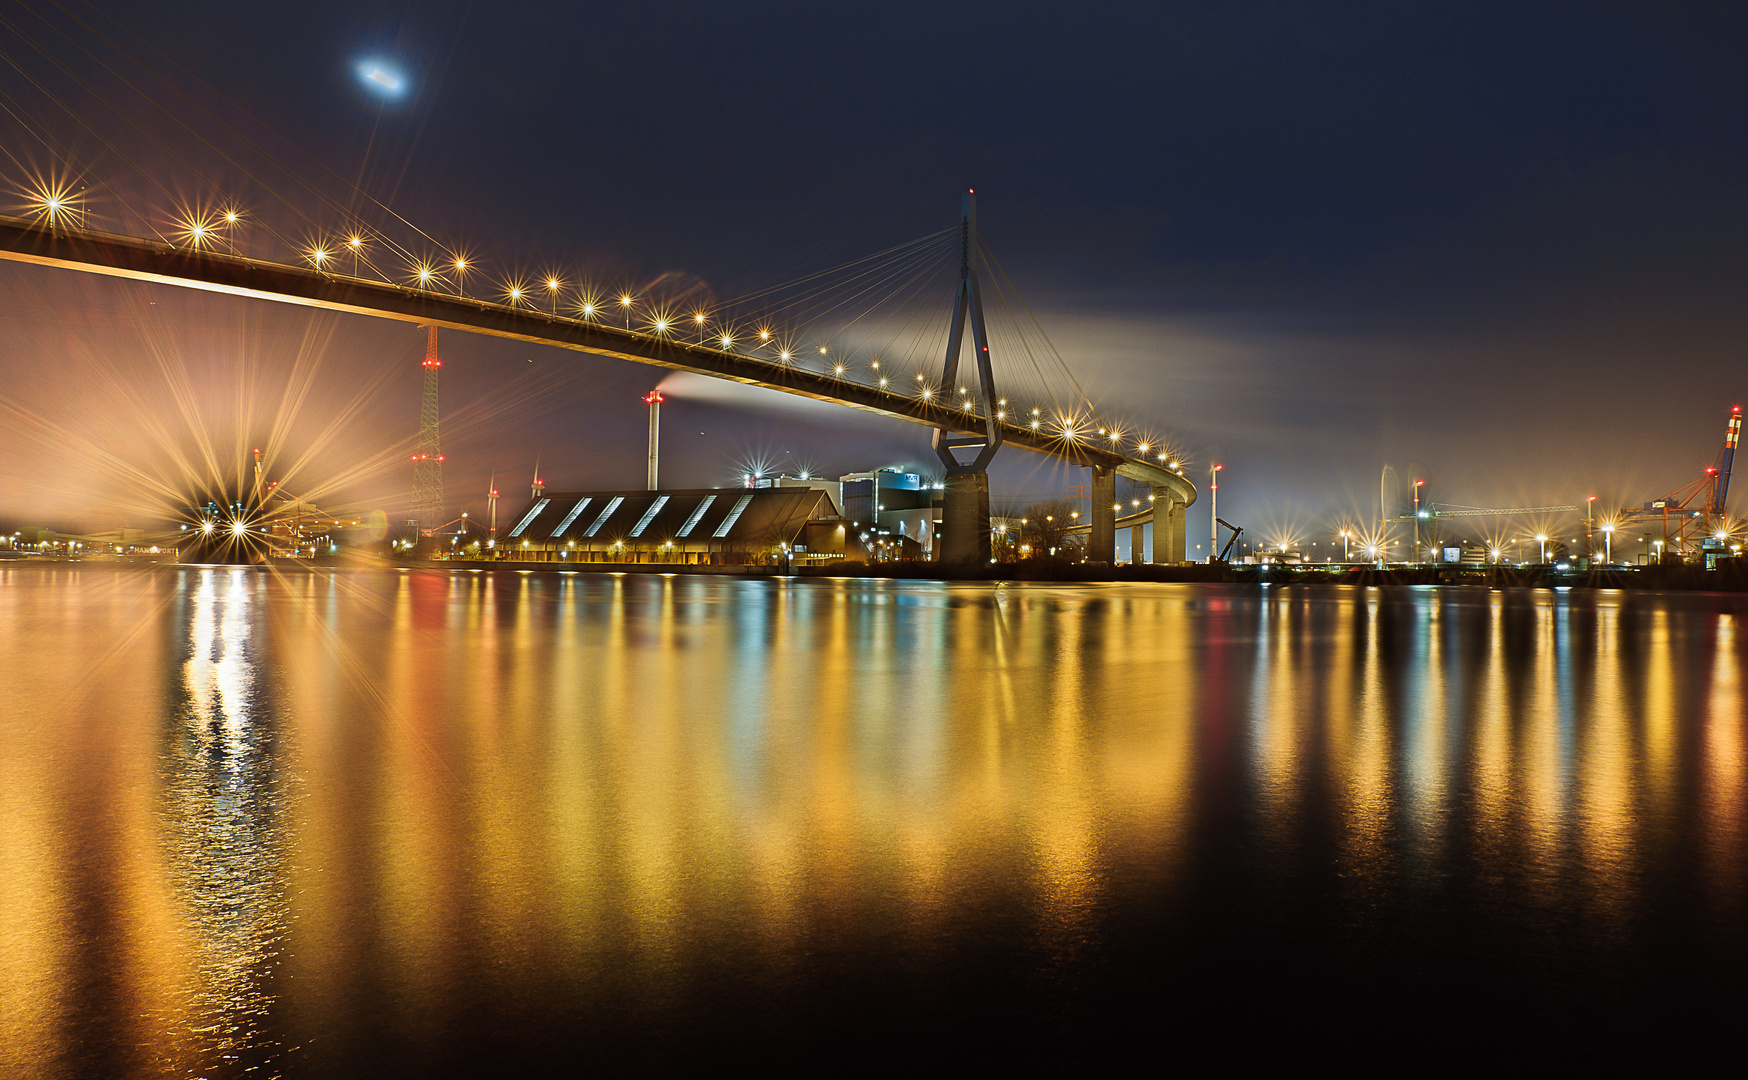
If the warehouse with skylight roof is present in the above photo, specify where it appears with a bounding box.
[498,488,850,564]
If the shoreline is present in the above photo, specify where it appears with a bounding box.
[6,554,1748,592]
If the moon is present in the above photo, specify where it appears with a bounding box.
[355,58,409,99]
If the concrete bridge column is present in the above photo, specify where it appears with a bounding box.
[1130,523,1145,565]
[1088,465,1116,563]
[1152,489,1185,563]
[940,472,991,567]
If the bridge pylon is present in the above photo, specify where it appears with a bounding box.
[933,190,1003,566]
[1088,465,1116,563]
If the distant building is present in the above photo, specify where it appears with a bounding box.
[839,468,943,559]
[749,473,843,513]
[498,487,851,564]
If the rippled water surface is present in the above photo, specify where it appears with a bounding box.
[3,565,1748,1074]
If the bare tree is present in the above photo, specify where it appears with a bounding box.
[1019,499,1084,562]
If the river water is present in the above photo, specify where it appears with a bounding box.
[2,565,1746,1074]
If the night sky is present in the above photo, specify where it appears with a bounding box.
[3,2,1747,548]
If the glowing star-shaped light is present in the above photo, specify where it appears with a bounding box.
[26,180,81,228]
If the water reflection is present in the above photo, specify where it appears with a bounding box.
[2,570,1747,1071]
[154,568,291,1075]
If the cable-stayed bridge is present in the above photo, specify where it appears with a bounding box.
[0,10,1196,565]
[0,202,1197,564]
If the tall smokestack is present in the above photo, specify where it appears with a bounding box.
[645,391,663,490]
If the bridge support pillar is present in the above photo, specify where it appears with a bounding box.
[1088,466,1116,563]
[940,472,991,567]
[1130,523,1145,565]
[1152,489,1185,563]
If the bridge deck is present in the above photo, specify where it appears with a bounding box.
[0,217,1195,507]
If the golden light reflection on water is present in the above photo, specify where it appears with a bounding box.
[1704,613,1747,910]
[2,569,1748,1072]
[154,569,290,1074]
[1342,590,1392,875]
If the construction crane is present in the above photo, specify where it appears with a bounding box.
[1613,405,1742,559]
[1215,518,1244,563]
[1383,501,1581,562]
[1425,504,1581,517]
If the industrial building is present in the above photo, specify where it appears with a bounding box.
[732,468,945,561]
[840,469,943,558]
[747,473,844,508]
[499,487,849,564]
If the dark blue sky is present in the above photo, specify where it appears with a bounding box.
[4,2,1746,546]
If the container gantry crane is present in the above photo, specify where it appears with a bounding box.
[1613,405,1741,559]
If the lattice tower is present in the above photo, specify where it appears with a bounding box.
[412,326,444,533]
